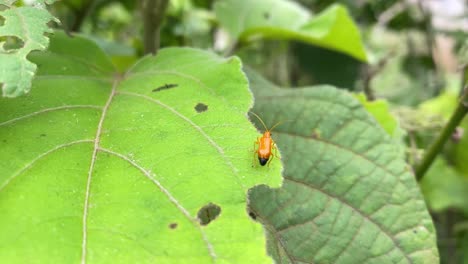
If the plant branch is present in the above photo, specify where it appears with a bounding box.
[460,64,467,97]
[362,50,395,101]
[141,0,169,55]
[416,86,468,181]
[223,41,242,57]
[71,0,96,32]
[416,0,438,75]
[377,1,407,27]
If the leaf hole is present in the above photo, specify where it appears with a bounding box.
[46,20,59,29]
[169,222,178,229]
[311,129,321,139]
[248,210,257,220]
[195,103,208,113]
[43,31,55,42]
[197,203,221,226]
[1,35,24,52]
[152,83,178,92]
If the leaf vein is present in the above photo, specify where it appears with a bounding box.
[284,177,412,263]
[276,130,409,185]
[0,105,103,127]
[0,139,93,193]
[98,147,217,261]
[80,78,118,264]
[117,91,245,191]
[123,70,234,111]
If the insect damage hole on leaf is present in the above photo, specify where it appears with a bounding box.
[2,36,25,51]
[152,83,178,92]
[248,210,257,220]
[197,203,221,225]
[194,103,208,113]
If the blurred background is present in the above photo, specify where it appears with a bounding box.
[45,0,468,262]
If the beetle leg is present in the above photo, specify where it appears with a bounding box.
[252,138,260,167]
[271,141,281,160]
[273,144,281,160]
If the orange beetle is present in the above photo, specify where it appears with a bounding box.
[250,112,284,166]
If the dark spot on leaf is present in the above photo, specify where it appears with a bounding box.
[195,103,208,113]
[197,203,221,225]
[169,222,178,229]
[2,36,24,51]
[152,83,178,92]
[0,15,4,26]
[248,211,257,220]
[263,12,270,19]
[2,139,6,143]
[45,21,58,30]
[413,229,417,234]
[311,129,321,139]
[40,134,46,137]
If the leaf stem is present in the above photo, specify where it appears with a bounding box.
[361,50,395,101]
[416,87,468,181]
[70,0,96,32]
[460,64,467,97]
[141,0,169,55]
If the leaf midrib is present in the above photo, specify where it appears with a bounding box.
[80,76,118,264]
[79,75,222,263]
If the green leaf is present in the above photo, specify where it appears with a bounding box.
[214,1,367,61]
[354,94,406,158]
[354,93,399,137]
[246,69,439,263]
[419,89,458,120]
[0,32,282,263]
[419,158,468,214]
[0,1,58,97]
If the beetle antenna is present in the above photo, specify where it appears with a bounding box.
[249,112,269,131]
[269,120,291,131]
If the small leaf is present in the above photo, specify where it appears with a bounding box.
[419,158,468,214]
[0,32,282,263]
[247,69,439,263]
[214,1,367,61]
[355,93,399,137]
[0,1,58,97]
